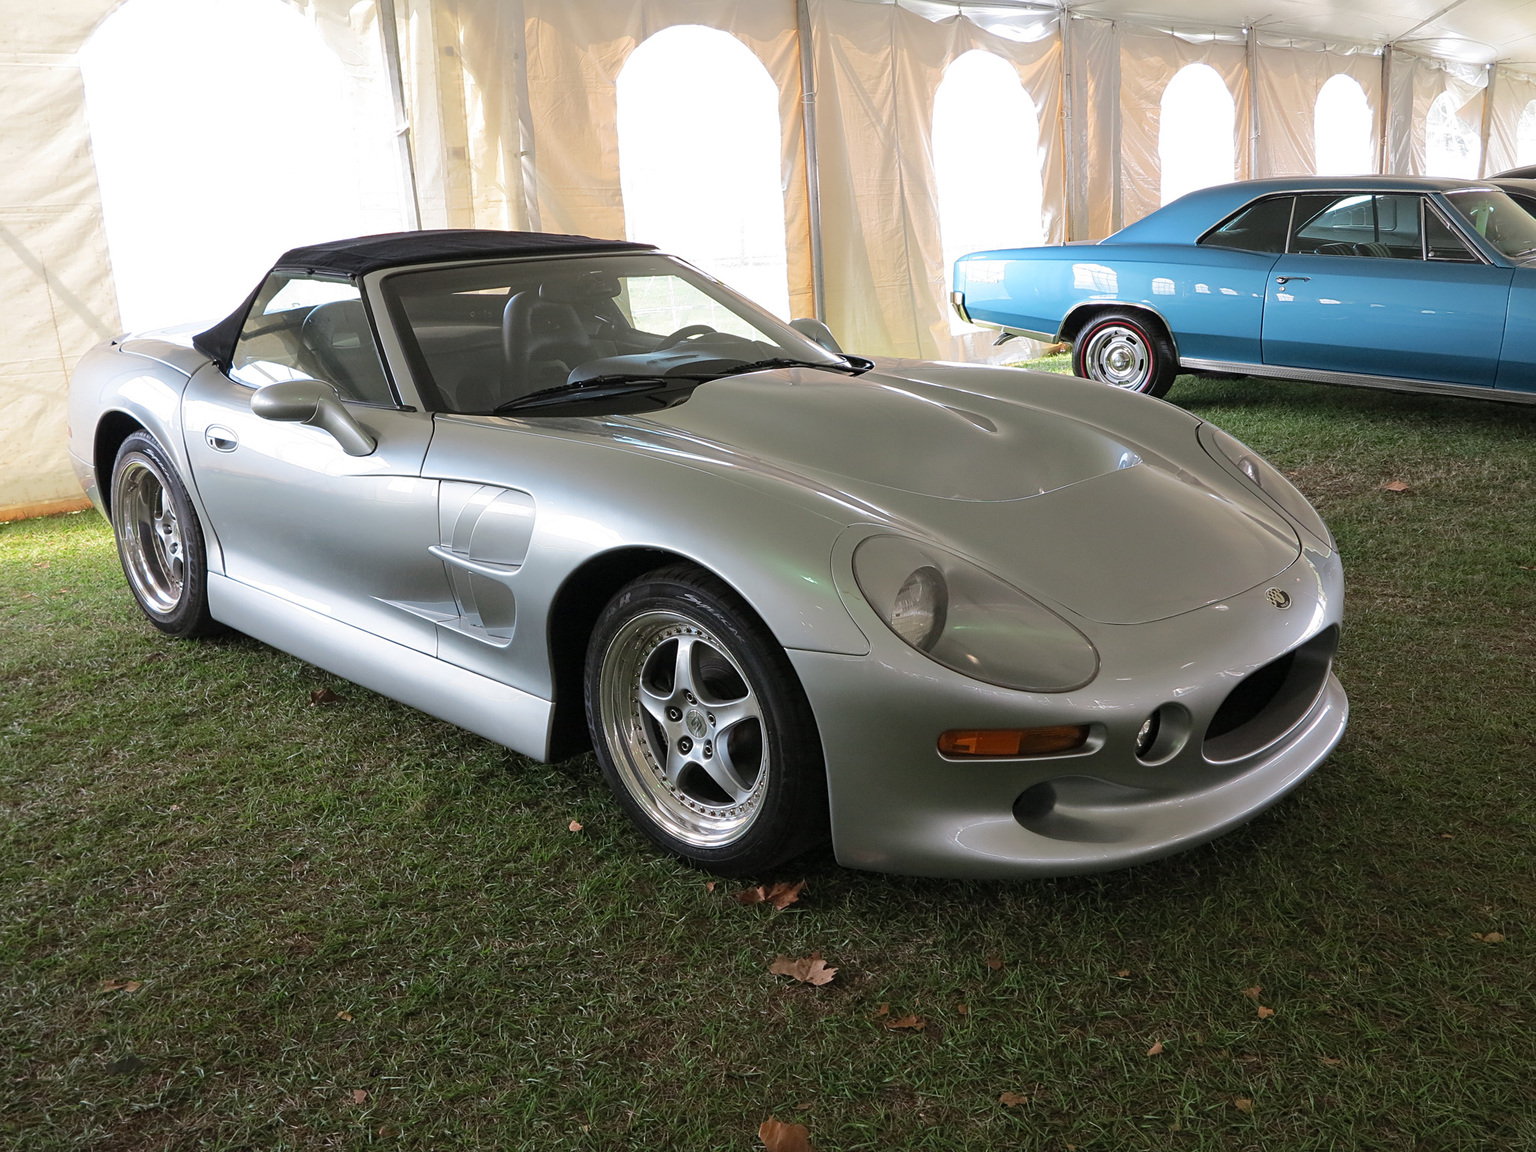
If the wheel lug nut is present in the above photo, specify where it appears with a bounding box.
[703,741,713,759]
[707,713,715,726]
[666,706,682,722]
[678,736,693,754]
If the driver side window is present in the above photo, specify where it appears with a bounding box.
[230,275,396,406]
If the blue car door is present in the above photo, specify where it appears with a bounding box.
[1261,192,1511,387]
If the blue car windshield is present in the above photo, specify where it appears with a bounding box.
[1444,189,1536,260]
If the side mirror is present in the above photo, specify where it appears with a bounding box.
[789,317,844,355]
[251,380,376,457]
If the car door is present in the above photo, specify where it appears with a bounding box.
[182,273,457,653]
[1261,192,1512,387]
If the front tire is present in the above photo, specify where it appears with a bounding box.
[1072,310,1178,398]
[110,431,220,639]
[585,565,828,875]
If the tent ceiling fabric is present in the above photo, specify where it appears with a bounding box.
[7,0,1536,516]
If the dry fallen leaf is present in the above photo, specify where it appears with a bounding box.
[1440,833,1454,839]
[1257,1005,1276,1019]
[986,956,1005,971]
[795,1101,813,1111]
[768,880,807,909]
[168,804,181,812]
[735,885,767,905]
[1382,480,1410,493]
[351,1089,368,1104]
[759,1116,814,1152]
[1116,969,1131,978]
[1234,1097,1254,1114]
[705,881,716,892]
[1320,1057,1342,1066]
[871,1003,890,1018]
[1146,1041,1164,1056]
[567,819,582,832]
[769,953,837,986]
[99,979,142,993]
[336,1010,353,1021]
[998,1091,1027,1107]
[310,688,340,705]
[1473,931,1506,943]
[956,1003,969,1016]
[1243,985,1262,999]
[885,1014,926,1031]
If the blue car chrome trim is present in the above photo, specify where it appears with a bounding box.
[1181,357,1536,405]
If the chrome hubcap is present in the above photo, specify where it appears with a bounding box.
[1084,325,1151,390]
[114,458,185,615]
[599,610,767,848]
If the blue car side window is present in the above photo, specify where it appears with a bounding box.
[1290,193,1423,260]
[1199,196,1293,253]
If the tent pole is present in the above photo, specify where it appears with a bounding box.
[796,0,826,322]
[1380,44,1393,174]
[377,0,422,230]
[1479,63,1496,177]
[1060,11,1079,241]
[1245,26,1260,178]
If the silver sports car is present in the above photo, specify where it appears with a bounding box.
[67,230,1347,878]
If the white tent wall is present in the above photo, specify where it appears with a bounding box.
[1485,67,1536,175]
[5,0,1536,519]
[1116,28,1249,228]
[1385,51,1487,176]
[0,3,121,521]
[807,0,1064,362]
[1253,39,1382,178]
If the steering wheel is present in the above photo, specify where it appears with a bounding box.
[653,324,717,351]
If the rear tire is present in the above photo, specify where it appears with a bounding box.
[1072,310,1178,398]
[584,564,828,875]
[110,431,221,639]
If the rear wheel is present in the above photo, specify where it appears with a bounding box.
[585,565,828,874]
[1072,310,1178,398]
[110,431,220,639]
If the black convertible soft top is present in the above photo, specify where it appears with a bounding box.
[192,229,655,368]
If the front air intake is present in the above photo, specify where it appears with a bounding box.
[1204,627,1338,763]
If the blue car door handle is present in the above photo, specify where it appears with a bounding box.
[1275,276,1311,285]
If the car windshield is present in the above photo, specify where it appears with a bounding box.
[379,253,845,414]
[1443,189,1536,260]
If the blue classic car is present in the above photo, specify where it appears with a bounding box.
[953,176,1536,402]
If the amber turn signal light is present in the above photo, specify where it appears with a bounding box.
[938,725,1090,758]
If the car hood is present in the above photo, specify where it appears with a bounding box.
[570,366,1302,624]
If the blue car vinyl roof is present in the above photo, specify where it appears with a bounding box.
[193,229,654,368]
[1104,176,1503,246]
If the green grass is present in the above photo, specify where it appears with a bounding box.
[3,372,1535,1150]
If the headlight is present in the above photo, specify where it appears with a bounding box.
[852,535,1098,692]
[1197,423,1332,549]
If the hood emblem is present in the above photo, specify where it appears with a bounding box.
[1266,588,1292,610]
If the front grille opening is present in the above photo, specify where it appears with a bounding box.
[1204,626,1338,763]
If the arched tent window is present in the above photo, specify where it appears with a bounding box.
[616,26,790,319]
[1314,74,1374,175]
[932,50,1042,334]
[1159,64,1236,205]
[79,0,403,333]
[1518,100,1536,166]
[1425,90,1481,177]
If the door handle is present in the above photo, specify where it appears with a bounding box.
[1275,276,1311,285]
[205,426,238,452]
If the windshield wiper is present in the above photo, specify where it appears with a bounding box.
[698,356,866,379]
[492,374,695,414]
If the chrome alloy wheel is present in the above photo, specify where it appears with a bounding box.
[1083,323,1152,390]
[113,458,186,615]
[598,610,768,848]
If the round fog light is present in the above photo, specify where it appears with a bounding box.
[1135,713,1161,758]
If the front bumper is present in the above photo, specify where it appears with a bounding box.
[787,542,1346,878]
